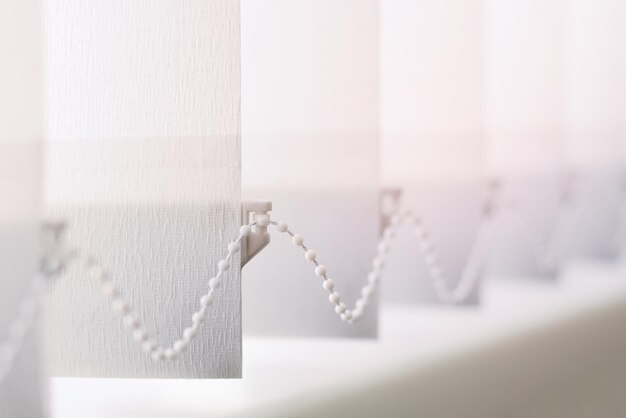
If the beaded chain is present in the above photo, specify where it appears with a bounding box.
[275,208,492,320]
[502,182,575,277]
[0,275,48,386]
[509,202,562,276]
[0,210,490,374]
[0,222,72,385]
[0,195,572,381]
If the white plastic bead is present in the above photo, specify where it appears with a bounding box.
[315,265,327,277]
[383,228,395,240]
[218,260,231,272]
[208,277,221,289]
[360,293,370,305]
[419,240,432,253]
[378,242,389,254]
[142,340,156,353]
[101,281,118,297]
[192,310,205,325]
[328,292,340,304]
[361,285,373,298]
[173,339,188,353]
[341,312,352,322]
[239,225,252,237]
[111,299,129,314]
[429,266,443,278]
[372,257,384,270]
[424,253,437,265]
[417,232,431,246]
[355,299,366,310]
[164,348,175,360]
[351,309,363,321]
[123,315,139,329]
[277,222,288,233]
[133,329,147,342]
[228,242,240,253]
[367,272,378,284]
[335,303,347,314]
[304,249,316,262]
[256,216,270,227]
[292,235,304,246]
[200,294,213,308]
[322,279,334,291]
[151,348,164,361]
[91,266,107,282]
[183,326,197,341]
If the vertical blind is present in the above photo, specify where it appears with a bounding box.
[0,0,44,416]
[380,0,485,304]
[565,0,623,260]
[43,0,242,378]
[241,0,380,338]
[485,0,568,279]
[0,0,622,390]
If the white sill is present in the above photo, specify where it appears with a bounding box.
[51,260,626,417]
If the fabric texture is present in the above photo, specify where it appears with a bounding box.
[43,0,241,378]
